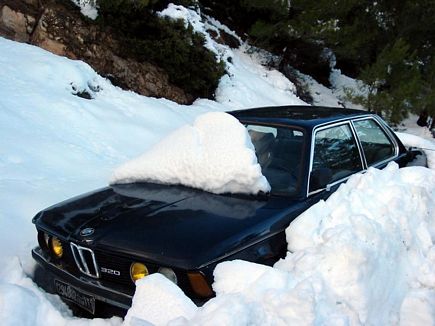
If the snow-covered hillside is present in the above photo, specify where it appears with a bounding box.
[1,4,435,325]
[0,12,304,323]
[0,23,303,263]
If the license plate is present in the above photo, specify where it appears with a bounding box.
[54,279,96,314]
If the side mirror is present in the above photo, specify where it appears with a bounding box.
[405,148,427,167]
[309,168,333,192]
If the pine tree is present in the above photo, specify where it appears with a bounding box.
[345,39,421,124]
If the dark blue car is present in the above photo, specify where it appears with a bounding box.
[31,106,424,316]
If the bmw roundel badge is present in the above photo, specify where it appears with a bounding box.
[80,228,95,237]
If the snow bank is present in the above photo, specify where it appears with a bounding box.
[127,163,435,325]
[0,258,122,325]
[279,163,435,324]
[122,163,435,325]
[397,132,435,168]
[124,275,196,326]
[111,112,270,195]
[209,163,434,325]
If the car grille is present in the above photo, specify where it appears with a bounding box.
[67,243,157,287]
[70,243,100,278]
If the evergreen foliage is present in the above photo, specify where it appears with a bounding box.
[198,0,435,123]
[96,0,224,100]
[344,40,422,124]
[79,0,435,119]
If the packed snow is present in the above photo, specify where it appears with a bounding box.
[111,112,270,195]
[1,2,435,325]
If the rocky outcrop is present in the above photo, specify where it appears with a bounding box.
[0,0,193,104]
[0,4,36,42]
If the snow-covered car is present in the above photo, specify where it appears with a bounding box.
[31,106,425,316]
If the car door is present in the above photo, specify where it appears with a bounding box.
[307,120,365,199]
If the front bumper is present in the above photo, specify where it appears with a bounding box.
[32,247,133,311]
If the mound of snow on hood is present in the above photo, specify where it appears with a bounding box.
[111,112,271,195]
[126,163,435,325]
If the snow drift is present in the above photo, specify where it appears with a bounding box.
[126,163,435,325]
[111,112,271,195]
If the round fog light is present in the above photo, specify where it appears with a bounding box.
[158,267,177,284]
[50,237,63,258]
[130,262,149,282]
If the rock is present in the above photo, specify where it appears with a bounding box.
[25,14,36,33]
[31,14,66,56]
[0,5,29,42]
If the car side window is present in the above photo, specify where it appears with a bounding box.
[312,123,362,185]
[353,119,395,166]
[247,125,305,195]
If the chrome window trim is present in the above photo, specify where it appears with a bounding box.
[351,116,399,168]
[307,120,365,197]
[70,242,100,279]
[349,120,367,169]
[307,114,400,197]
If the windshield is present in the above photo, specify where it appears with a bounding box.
[246,124,305,195]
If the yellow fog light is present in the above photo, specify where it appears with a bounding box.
[50,237,63,258]
[130,262,149,282]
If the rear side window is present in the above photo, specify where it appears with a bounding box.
[353,119,395,166]
[312,124,362,184]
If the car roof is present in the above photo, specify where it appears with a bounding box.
[230,105,370,128]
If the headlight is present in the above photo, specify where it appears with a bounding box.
[50,237,63,258]
[187,271,213,298]
[158,267,177,284]
[130,262,149,282]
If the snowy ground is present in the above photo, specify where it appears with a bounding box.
[1,4,435,326]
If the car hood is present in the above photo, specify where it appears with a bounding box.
[34,183,307,269]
